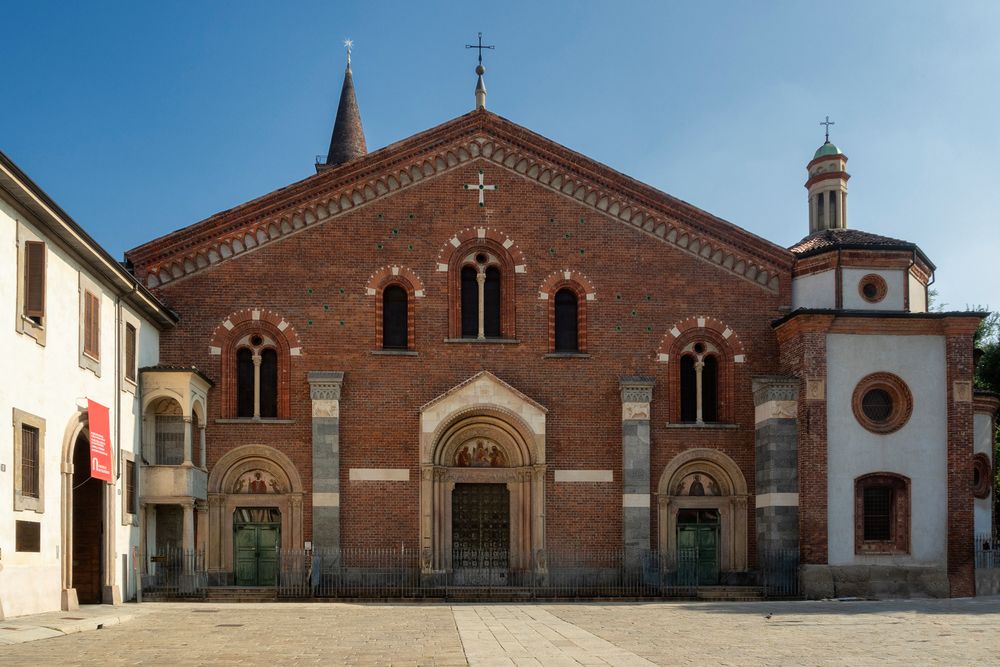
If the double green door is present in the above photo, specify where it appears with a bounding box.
[677,509,720,585]
[234,523,280,586]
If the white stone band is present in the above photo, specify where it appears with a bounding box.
[554,470,613,483]
[312,492,340,507]
[755,492,799,508]
[622,493,650,508]
[349,468,410,481]
[754,400,797,424]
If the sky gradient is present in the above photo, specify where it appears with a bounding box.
[3,1,997,310]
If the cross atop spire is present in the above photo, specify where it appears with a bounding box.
[820,115,835,143]
[466,32,495,111]
[344,38,353,66]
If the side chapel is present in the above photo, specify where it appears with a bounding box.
[124,49,999,598]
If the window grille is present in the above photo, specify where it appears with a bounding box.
[21,425,40,498]
[863,486,892,541]
[155,415,185,465]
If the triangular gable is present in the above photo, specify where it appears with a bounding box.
[126,110,794,293]
[420,370,548,415]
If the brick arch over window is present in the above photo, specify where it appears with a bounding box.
[366,270,425,351]
[538,271,597,353]
[655,317,746,424]
[209,309,302,420]
[436,228,526,340]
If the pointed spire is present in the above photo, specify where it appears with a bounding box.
[325,40,367,167]
[475,64,487,110]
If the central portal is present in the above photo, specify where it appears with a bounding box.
[452,483,510,567]
[233,508,280,586]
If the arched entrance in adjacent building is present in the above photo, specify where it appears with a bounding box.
[60,411,117,609]
[657,448,749,582]
[71,432,104,603]
[206,445,304,585]
[419,372,547,576]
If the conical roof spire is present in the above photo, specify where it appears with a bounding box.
[325,40,367,167]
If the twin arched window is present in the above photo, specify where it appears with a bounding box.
[675,338,727,424]
[460,254,503,339]
[235,334,278,418]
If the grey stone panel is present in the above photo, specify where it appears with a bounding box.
[312,417,340,494]
[755,417,798,495]
[756,506,799,552]
[622,506,650,551]
[313,507,340,551]
[802,565,951,599]
[622,420,650,494]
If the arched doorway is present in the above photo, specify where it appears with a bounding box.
[71,432,103,603]
[206,445,304,584]
[418,372,547,576]
[657,449,749,580]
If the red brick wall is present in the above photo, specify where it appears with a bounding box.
[946,332,976,596]
[151,163,788,552]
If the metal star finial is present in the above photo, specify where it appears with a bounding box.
[344,38,353,65]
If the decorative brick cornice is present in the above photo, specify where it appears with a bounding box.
[365,265,426,297]
[619,376,655,404]
[655,316,747,363]
[127,111,792,292]
[208,308,302,356]
[307,371,344,401]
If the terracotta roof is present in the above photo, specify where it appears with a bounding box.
[140,364,214,385]
[789,228,934,270]
[326,64,367,166]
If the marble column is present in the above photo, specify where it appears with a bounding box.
[620,376,654,566]
[308,371,344,553]
[752,376,800,557]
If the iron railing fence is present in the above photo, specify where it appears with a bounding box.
[140,546,801,600]
[141,547,207,597]
[975,532,1000,569]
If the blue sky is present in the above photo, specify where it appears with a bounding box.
[3,1,997,310]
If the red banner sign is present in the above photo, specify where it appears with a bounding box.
[87,399,113,482]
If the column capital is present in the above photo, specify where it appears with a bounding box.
[308,371,345,401]
[619,376,655,404]
[751,375,799,406]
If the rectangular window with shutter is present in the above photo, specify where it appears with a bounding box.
[24,240,46,325]
[84,290,100,359]
[21,425,40,499]
[124,323,137,382]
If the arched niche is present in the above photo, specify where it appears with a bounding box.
[656,448,749,572]
[206,445,304,574]
[418,372,547,574]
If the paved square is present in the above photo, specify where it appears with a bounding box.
[2,597,999,665]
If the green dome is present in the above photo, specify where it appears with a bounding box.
[814,141,843,159]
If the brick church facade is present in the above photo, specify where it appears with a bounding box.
[123,58,999,598]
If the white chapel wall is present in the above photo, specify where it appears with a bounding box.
[791,270,835,310]
[841,268,905,311]
[973,412,994,539]
[826,333,948,566]
[0,196,159,617]
[908,272,928,313]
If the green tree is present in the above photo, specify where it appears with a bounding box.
[975,310,1000,392]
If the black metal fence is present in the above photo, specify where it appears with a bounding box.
[142,547,207,597]
[141,545,800,600]
[975,532,999,569]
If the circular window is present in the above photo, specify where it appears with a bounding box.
[693,342,706,354]
[851,373,913,434]
[973,453,992,499]
[250,334,264,347]
[859,274,888,303]
[475,253,488,265]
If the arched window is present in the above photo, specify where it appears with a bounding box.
[554,288,579,352]
[855,473,910,554]
[677,341,723,424]
[461,266,478,338]
[448,239,517,340]
[483,266,501,338]
[233,333,280,420]
[260,348,277,418]
[236,348,254,418]
[382,285,408,349]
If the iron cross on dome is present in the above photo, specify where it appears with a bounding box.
[464,169,497,207]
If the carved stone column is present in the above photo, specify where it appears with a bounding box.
[620,376,654,566]
[752,376,800,558]
[308,371,344,553]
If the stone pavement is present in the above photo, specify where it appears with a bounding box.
[1,597,1000,665]
[0,604,134,646]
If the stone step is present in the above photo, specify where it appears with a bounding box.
[695,586,764,601]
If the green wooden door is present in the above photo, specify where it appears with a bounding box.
[234,523,280,586]
[676,509,720,586]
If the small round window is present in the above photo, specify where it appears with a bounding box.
[859,274,888,304]
[852,373,912,434]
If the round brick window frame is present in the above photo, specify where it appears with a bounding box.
[858,273,888,304]
[851,372,913,434]
[973,453,992,499]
